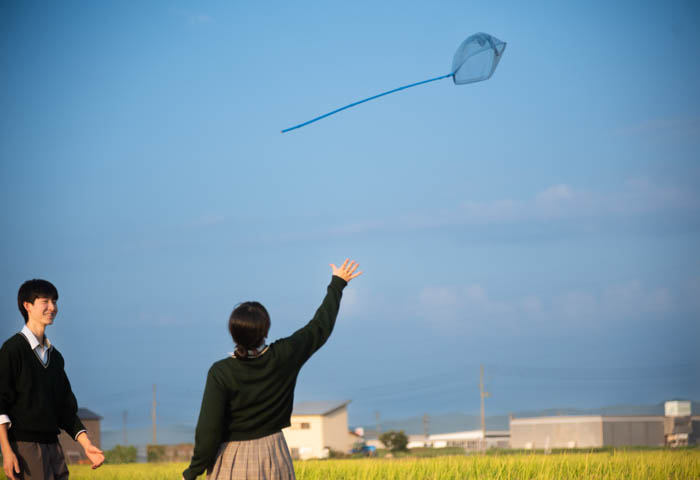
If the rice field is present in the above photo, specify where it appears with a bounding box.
[5,449,696,480]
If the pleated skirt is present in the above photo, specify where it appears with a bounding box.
[207,431,296,480]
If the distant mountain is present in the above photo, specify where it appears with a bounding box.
[357,400,700,438]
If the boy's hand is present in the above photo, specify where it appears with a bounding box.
[2,448,20,480]
[330,259,362,283]
[84,444,105,469]
[1,424,20,480]
[76,432,105,469]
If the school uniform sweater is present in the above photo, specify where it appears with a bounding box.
[183,275,347,480]
[0,333,85,443]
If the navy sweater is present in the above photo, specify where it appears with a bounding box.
[0,333,85,443]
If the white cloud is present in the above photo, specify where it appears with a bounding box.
[601,281,673,317]
[329,178,699,239]
[536,184,575,203]
[529,180,696,221]
[521,296,543,313]
[553,290,599,323]
[459,199,521,223]
[613,116,700,139]
[206,178,699,247]
[414,279,683,333]
[614,178,700,214]
[533,184,583,219]
[419,286,461,309]
[418,284,517,328]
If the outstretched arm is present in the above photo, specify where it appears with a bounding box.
[284,259,362,365]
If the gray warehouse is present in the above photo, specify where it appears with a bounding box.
[510,414,699,449]
[510,400,698,449]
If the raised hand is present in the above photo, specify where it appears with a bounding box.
[329,259,363,283]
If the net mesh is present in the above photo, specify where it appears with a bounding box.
[452,32,506,85]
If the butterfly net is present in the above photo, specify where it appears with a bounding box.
[282,32,506,132]
[452,33,506,85]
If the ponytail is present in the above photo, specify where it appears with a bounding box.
[234,344,249,359]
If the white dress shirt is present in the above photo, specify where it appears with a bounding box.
[21,324,52,365]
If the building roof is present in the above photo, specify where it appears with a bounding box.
[292,400,350,416]
[77,407,102,420]
[510,415,670,425]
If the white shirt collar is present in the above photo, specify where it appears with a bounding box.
[20,324,52,351]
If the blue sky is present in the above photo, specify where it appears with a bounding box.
[1,0,699,435]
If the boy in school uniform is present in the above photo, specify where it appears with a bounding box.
[0,279,104,479]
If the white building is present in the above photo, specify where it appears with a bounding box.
[370,430,510,451]
[428,430,510,450]
[407,434,429,449]
[282,400,355,459]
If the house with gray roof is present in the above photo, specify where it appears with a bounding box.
[282,400,354,459]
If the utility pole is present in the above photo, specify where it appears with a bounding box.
[422,413,430,446]
[152,384,157,445]
[122,410,128,445]
[479,364,490,454]
[375,411,381,438]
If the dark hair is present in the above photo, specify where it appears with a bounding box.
[18,279,59,323]
[228,301,270,359]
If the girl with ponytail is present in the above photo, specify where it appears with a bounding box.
[183,259,362,480]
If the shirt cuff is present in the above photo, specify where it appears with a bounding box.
[0,415,10,428]
[74,429,87,441]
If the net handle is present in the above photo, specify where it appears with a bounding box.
[281,73,454,133]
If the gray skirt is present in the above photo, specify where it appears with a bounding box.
[207,431,295,480]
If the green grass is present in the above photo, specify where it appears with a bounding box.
[2,450,698,479]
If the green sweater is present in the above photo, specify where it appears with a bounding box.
[183,276,346,480]
[0,333,86,443]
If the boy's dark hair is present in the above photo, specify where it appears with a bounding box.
[18,279,59,323]
[229,302,270,359]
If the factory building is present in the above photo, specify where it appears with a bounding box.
[510,400,697,449]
